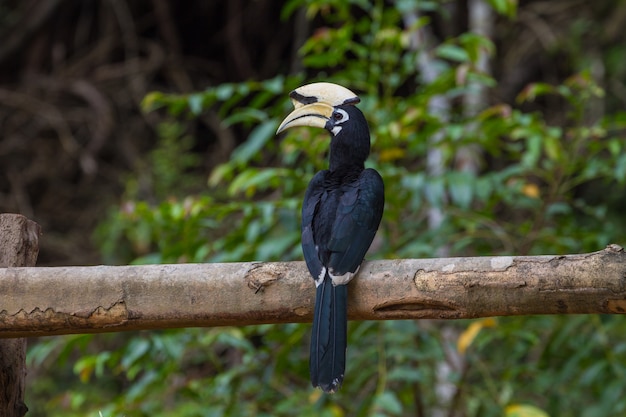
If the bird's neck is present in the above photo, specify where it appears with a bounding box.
[328,133,369,174]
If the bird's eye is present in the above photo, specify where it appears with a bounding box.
[333,112,343,121]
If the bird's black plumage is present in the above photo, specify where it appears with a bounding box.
[301,104,384,393]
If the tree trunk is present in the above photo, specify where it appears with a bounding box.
[0,214,41,417]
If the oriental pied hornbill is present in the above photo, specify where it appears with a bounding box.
[276,83,384,393]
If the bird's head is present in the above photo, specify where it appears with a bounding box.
[276,82,362,137]
[277,82,371,170]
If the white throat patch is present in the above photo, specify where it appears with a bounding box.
[330,108,350,137]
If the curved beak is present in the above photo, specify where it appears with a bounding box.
[276,102,333,134]
[276,82,360,134]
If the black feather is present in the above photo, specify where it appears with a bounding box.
[310,275,347,393]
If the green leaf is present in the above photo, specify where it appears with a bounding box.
[231,120,279,165]
[517,82,555,103]
[474,176,493,203]
[521,134,542,168]
[121,338,151,372]
[227,168,290,197]
[436,44,470,63]
[262,75,285,94]
[543,131,563,161]
[448,171,475,209]
[425,176,446,207]
[208,163,235,187]
[187,93,204,115]
[141,91,166,112]
[373,391,403,415]
[222,108,268,126]
[615,154,626,182]
[215,83,235,100]
[458,32,496,63]
[489,0,518,18]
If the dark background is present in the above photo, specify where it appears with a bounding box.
[4,0,620,266]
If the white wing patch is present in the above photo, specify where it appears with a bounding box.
[315,266,327,288]
[329,265,360,286]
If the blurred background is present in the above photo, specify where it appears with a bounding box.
[2,0,626,416]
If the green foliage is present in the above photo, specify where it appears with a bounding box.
[29,1,626,416]
[468,315,626,416]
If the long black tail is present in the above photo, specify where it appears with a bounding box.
[310,274,347,393]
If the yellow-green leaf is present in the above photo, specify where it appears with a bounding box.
[505,404,550,417]
[457,318,497,354]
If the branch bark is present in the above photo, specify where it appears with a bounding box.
[0,213,41,417]
[0,246,625,338]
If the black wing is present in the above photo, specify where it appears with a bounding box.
[327,168,384,275]
[301,170,328,282]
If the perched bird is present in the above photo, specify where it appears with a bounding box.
[276,83,384,393]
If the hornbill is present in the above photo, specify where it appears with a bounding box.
[276,82,384,393]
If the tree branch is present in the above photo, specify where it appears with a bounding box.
[0,245,625,338]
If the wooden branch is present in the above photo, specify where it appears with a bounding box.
[0,213,41,417]
[1,245,626,338]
